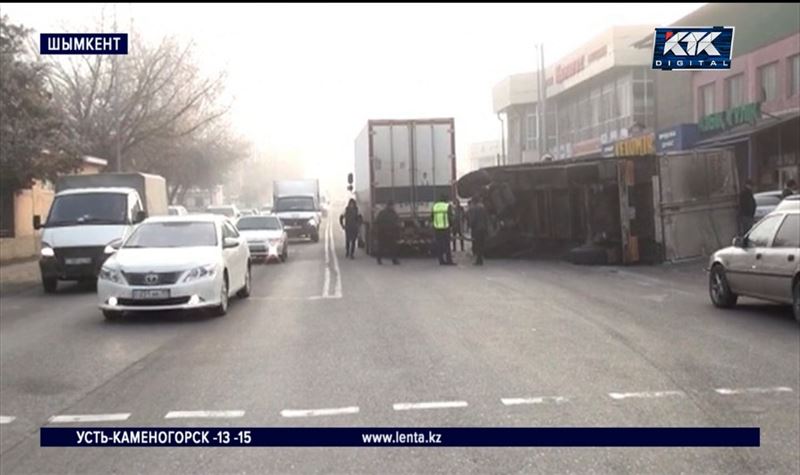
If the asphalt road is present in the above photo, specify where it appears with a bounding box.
[1,220,798,474]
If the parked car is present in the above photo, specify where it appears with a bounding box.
[236,215,289,263]
[754,190,784,221]
[168,205,188,216]
[97,215,251,320]
[708,195,800,322]
[206,204,241,220]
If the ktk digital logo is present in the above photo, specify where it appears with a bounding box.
[652,27,734,71]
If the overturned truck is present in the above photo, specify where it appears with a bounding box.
[457,148,739,265]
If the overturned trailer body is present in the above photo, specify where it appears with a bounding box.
[457,148,739,264]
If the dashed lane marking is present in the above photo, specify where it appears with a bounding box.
[0,416,16,424]
[608,390,686,400]
[715,387,794,395]
[393,401,469,411]
[501,396,569,406]
[280,406,359,418]
[49,413,131,423]
[165,410,245,419]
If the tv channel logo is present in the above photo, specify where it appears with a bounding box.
[652,27,734,71]
[40,33,128,55]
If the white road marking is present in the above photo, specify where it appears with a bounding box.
[501,396,569,406]
[0,416,16,424]
[49,413,131,423]
[608,390,685,400]
[164,410,245,419]
[280,406,359,418]
[715,387,794,395]
[393,401,469,411]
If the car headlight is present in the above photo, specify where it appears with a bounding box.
[183,264,217,283]
[268,239,281,246]
[307,218,316,226]
[99,265,124,283]
[40,243,55,258]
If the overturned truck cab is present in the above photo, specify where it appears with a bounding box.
[457,147,739,265]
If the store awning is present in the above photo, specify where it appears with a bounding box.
[694,111,800,149]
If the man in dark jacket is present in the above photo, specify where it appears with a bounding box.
[340,199,362,259]
[451,200,465,252]
[738,179,756,236]
[467,197,489,265]
[782,179,798,199]
[374,201,400,265]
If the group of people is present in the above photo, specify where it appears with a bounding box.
[338,194,489,266]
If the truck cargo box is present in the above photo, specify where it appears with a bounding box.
[55,173,168,216]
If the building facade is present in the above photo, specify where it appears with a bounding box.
[493,25,656,164]
[467,140,502,174]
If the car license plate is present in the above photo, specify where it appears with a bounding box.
[65,257,92,265]
[132,289,170,300]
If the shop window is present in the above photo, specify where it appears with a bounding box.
[789,54,800,98]
[0,189,15,238]
[725,73,746,108]
[758,62,778,102]
[525,112,538,151]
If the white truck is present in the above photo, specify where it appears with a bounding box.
[272,179,321,242]
[352,118,457,255]
[34,173,168,293]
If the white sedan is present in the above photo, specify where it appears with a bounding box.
[97,215,251,320]
[236,215,289,263]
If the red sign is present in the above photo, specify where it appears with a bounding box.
[556,56,585,84]
[588,45,607,64]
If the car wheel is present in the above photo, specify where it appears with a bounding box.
[792,278,800,324]
[709,264,738,308]
[280,247,287,262]
[237,265,251,298]
[212,275,229,317]
[102,310,123,321]
[42,277,58,294]
[311,230,320,243]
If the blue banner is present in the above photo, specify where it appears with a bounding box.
[40,33,128,55]
[652,27,734,71]
[40,427,760,447]
[656,124,699,153]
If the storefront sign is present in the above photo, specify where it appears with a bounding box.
[698,102,761,134]
[656,124,699,153]
[614,133,655,157]
[588,45,607,64]
[556,56,586,84]
[572,137,602,157]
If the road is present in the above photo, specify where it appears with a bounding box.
[1,219,798,474]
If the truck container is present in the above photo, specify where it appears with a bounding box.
[353,118,456,254]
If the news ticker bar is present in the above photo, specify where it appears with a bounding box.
[41,427,760,447]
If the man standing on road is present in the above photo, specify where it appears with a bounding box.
[781,179,797,199]
[451,200,465,253]
[375,200,400,265]
[738,179,756,236]
[467,197,489,266]
[432,194,455,266]
[340,199,362,259]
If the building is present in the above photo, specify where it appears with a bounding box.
[0,156,108,262]
[467,140,503,174]
[493,25,657,164]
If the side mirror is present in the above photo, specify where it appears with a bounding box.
[33,215,42,230]
[732,236,745,248]
[104,239,123,254]
[347,173,354,185]
[134,210,147,224]
[223,237,240,249]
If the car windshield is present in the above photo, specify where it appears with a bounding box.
[275,197,315,212]
[206,207,235,217]
[123,222,217,248]
[237,216,281,230]
[46,193,128,226]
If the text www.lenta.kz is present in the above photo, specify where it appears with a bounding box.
[361,431,442,445]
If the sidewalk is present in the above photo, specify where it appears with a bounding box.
[0,258,41,295]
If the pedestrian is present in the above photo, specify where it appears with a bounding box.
[738,179,756,236]
[431,194,455,265]
[339,198,362,259]
[374,200,400,265]
[781,179,797,199]
[467,196,489,266]
[451,200,465,252]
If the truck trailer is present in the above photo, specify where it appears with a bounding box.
[353,118,457,255]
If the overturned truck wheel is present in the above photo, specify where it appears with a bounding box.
[565,245,610,266]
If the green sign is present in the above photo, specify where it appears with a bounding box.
[698,102,761,134]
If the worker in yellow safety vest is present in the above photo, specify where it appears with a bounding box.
[431,194,455,266]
